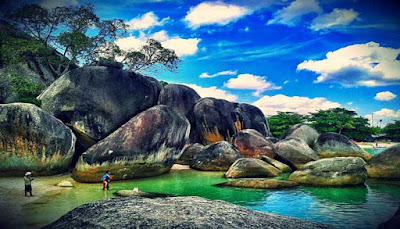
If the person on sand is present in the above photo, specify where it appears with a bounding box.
[24,172,34,196]
[101,171,114,190]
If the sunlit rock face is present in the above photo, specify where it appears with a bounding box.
[289,157,367,186]
[158,84,201,118]
[0,103,76,176]
[281,124,319,148]
[366,144,400,179]
[189,98,270,145]
[72,105,190,182]
[275,138,318,169]
[190,141,242,171]
[232,129,276,159]
[225,158,281,178]
[314,132,371,161]
[39,65,162,150]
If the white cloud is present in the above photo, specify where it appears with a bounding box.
[297,42,400,87]
[127,12,170,30]
[180,83,237,102]
[184,2,250,29]
[199,70,237,78]
[284,80,290,84]
[40,0,77,8]
[347,102,353,106]
[114,30,201,57]
[374,91,397,101]
[267,0,322,26]
[253,94,341,115]
[365,108,400,126]
[224,74,281,97]
[310,8,358,31]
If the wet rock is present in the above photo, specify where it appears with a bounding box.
[261,156,292,172]
[57,180,74,187]
[217,178,299,189]
[377,206,400,229]
[43,196,333,229]
[289,157,367,186]
[0,103,76,176]
[366,144,400,179]
[232,129,276,159]
[314,132,371,161]
[72,105,190,182]
[158,84,200,117]
[191,141,242,171]
[281,124,319,148]
[225,158,281,178]
[176,143,204,165]
[189,98,270,145]
[115,189,171,198]
[39,65,162,150]
[275,138,318,169]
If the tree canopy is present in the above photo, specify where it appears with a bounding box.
[383,120,400,141]
[268,112,306,137]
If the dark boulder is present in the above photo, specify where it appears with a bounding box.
[0,103,76,176]
[217,178,299,189]
[38,65,162,150]
[377,206,400,229]
[191,141,242,171]
[289,157,367,186]
[275,138,318,169]
[225,158,281,178]
[43,196,333,229]
[281,124,319,148]
[189,98,270,145]
[366,144,400,179]
[232,129,276,159]
[266,137,279,143]
[72,105,190,182]
[158,84,200,117]
[314,132,371,161]
[176,143,204,165]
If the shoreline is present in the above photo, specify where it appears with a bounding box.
[357,142,399,149]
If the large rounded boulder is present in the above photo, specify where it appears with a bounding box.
[281,124,319,148]
[275,138,318,169]
[314,132,371,161]
[232,129,276,159]
[158,84,200,117]
[72,105,190,182]
[366,144,400,179]
[189,98,270,145]
[289,157,367,186]
[0,103,76,175]
[225,158,281,178]
[176,143,204,165]
[39,65,162,150]
[191,141,242,171]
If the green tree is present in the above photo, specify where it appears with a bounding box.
[383,120,400,141]
[268,112,306,137]
[9,72,44,106]
[308,108,356,134]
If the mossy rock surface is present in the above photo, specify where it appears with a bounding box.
[232,129,276,159]
[366,144,400,179]
[275,138,318,169]
[225,158,281,178]
[0,103,76,176]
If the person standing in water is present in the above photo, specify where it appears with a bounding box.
[24,172,33,196]
[101,171,114,190]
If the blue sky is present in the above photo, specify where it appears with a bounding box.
[6,0,400,126]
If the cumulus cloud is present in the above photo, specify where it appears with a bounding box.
[253,94,341,115]
[267,0,322,26]
[297,42,400,87]
[40,0,77,8]
[127,12,169,30]
[199,70,237,78]
[374,91,397,101]
[224,74,282,97]
[180,83,237,102]
[310,8,358,31]
[114,30,201,57]
[365,108,400,126]
[184,1,250,29]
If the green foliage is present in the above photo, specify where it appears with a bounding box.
[308,108,357,134]
[160,81,169,87]
[9,72,44,106]
[383,120,400,141]
[268,112,306,137]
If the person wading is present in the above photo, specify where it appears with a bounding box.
[24,172,34,196]
[101,171,114,190]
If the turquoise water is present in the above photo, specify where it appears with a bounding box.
[2,148,400,229]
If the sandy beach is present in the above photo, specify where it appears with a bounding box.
[357,142,399,149]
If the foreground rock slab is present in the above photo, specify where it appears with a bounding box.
[217,178,299,189]
[289,157,367,186]
[366,144,400,179]
[43,196,333,229]
[225,158,281,178]
[115,190,172,198]
[0,103,76,176]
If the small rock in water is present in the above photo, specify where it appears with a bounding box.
[57,180,74,187]
[217,178,299,189]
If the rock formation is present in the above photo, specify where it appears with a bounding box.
[217,178,299,189]
[275,138,318,169]
[158,84,200,117]
[366,144,400,179]
[281,124,319,148]
[232,129,276,158]
[225,158,281,178]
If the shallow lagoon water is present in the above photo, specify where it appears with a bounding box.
[1,148,400,229]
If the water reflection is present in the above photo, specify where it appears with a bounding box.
[304,184,368,204]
